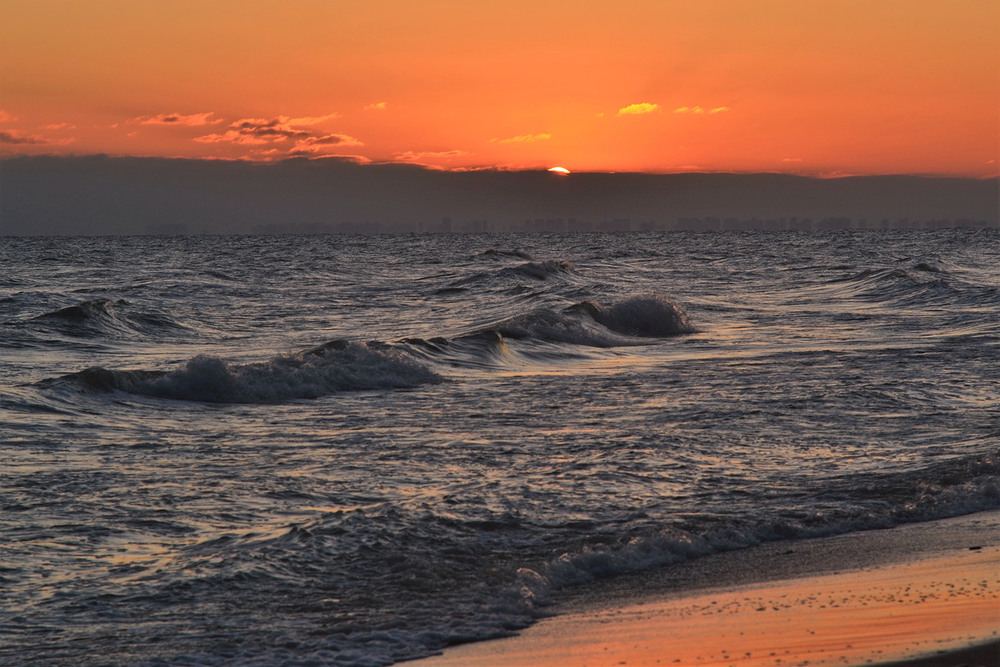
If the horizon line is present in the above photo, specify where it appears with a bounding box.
[2,151,997,181]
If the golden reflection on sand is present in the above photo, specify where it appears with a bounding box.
[419,547,999,667]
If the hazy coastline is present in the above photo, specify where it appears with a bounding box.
[2,155,996,236]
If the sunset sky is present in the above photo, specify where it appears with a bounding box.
[1,0,997,176]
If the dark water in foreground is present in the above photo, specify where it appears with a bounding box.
[2,230,998,666]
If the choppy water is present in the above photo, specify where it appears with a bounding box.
[2,230,998,666]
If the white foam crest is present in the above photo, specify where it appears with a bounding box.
[534,464,1000,592]
[134,341,441,403]
[540,528,716,588]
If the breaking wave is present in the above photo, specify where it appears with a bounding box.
[38,294,693,402]
[577,294,695,338]
[490,294,695,347]
[44,340,442,403]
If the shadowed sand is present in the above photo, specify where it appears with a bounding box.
[414,511,1000,667]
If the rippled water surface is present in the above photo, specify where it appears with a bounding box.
[2,230,998,665]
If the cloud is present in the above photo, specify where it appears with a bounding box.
[0,130,74,146]
[135,112,222,126]
[194,116,361,159]
[293,133,364,152]
[0,110,17,123]
[364,102,387,111]
[42,122,76,130]
[394,149,470,164]
[491,133,551,144]
[229,117,313,139]
[674,106,731,115]
[782,157,804,163]
[285,113,340,125]
[194,130,271,145]
[195,116,319,145]
[0,130,46,144]
[287,151,373,164]
[618,103,659,116]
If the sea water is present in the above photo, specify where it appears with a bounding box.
[1,230,998,666]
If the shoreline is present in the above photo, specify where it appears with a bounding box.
[413,510,1000,667]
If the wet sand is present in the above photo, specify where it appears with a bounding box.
[414,511,1000,667]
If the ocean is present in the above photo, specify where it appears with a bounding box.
[2,230,998,666]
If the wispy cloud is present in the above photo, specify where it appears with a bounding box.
[194,115,360,158]
[196,117,317,144]
[364,102,387,111]
[42,122,76,130]
[307,153,372,164]
[300,133,362,147]
[674,106,731,115]
[194,130,270,145]
[135,112,222,126]
[491,133,551,144]
[229,117,312,139]
[782,157,803,163]
[292,133,364,153]
[394,149,470,164]
[618,102,659,116]
[0,129,74,146]
[0,110,17,123]
[285,113,340,125]
[0,130,46,144]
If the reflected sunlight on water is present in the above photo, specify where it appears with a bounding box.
[1,229,998,665]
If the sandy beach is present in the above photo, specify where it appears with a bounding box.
[414,511,1000,667]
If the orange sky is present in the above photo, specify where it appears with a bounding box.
[1,0,997,176]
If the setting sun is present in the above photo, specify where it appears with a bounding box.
[548,167,571,175]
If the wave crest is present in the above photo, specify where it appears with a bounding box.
[502,260,575,280]
[46,341,442,403]
[478,248,533,260]
[579,294,695,337]
[30,298,190,339]
[491,294,694,347]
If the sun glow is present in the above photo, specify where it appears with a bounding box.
[0,1,996,175]
[548,167,570,175]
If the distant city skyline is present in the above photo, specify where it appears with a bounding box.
[1,1,997,177]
